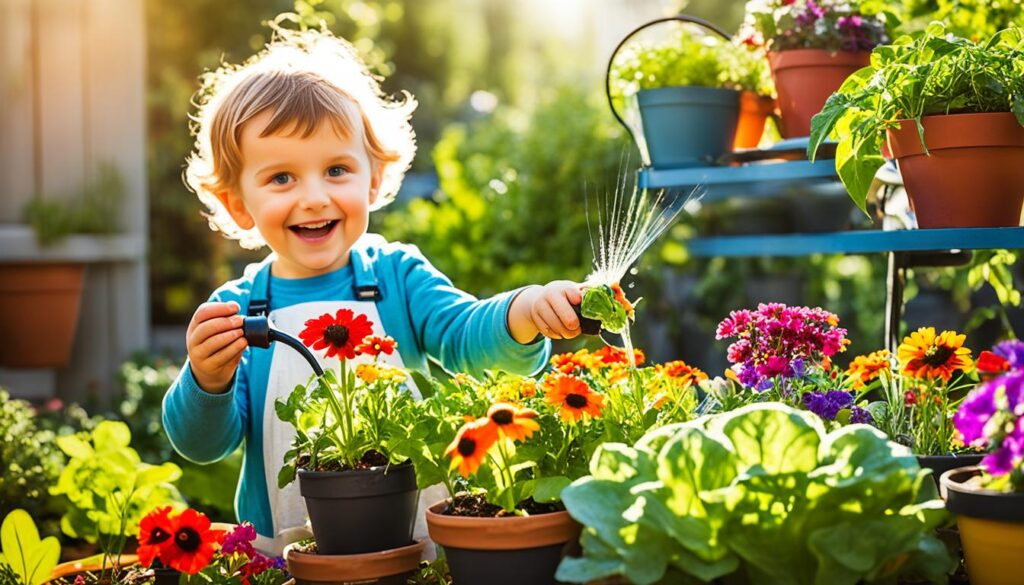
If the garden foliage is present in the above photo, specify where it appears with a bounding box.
[557,403,954,585]
[0,392,63,534]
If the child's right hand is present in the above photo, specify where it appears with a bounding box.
[186,301,247,394]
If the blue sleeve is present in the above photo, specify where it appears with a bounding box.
[396,244,551,378]
[162,286,251,464]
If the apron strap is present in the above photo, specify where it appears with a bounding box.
[349,246,383,301]
[248,258,275,317]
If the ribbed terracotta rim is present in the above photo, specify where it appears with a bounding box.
[768,48,872,70]
[285,539,425,582]
[425,501,581,551]
[888,112,1024,157]
[49,555,139,582]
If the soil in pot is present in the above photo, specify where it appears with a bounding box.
[298,456,418,555]
[769,49,870,139]
[888,112,1024,228]
[286,539,426,585]
[426,495,581,585]
[941,466,1024,585]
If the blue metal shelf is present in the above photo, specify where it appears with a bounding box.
[687,227,1024,257]
[639,159,839,202]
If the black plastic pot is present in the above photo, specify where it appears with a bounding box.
[298,461,418,555]
[444,543,567,585]
[917,453,984,491]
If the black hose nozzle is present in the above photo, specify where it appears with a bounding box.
[572,303,603,336]
[243,316,325,377]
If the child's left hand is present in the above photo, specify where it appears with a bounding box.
[508,280,583,343]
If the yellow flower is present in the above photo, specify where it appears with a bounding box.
[845,349,891,389]
[377,364,407,382]
[356,363,379,383]
[898,327,974,381]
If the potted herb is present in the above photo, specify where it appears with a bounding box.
[557,403,954,585]
[741,0,888,138]
[275,313,418,556]
[609,23,748,168]
[0,164,124,368]
[809,24,1024,228]
[943,348,1024,585]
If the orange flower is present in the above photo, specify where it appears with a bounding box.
[551,349,592,374]
[356,363,379,383]
[544,375,605,422]
[446,418,499,477]
[657,360,708,386]
[898,327,974,381]
[519,378,537,398]
[354,335,397,357]
[845,349,891,389]
[487,403,540,442]
[593,346,644,367]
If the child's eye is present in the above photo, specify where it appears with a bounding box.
[270,173,292,186]
[327,166,348,178]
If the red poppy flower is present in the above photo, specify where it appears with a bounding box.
[161,509,226,575]
[354,335,397,357]
[977,350,1010,375]
[299,309,374,360]
[138,507,175,568]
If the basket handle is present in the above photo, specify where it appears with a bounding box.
[605,15,733,148]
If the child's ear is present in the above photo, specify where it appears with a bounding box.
[368,164,384,206]
[214,189,256,230]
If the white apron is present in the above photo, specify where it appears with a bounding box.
[246,256,446,556]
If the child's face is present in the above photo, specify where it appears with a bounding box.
[219,110,381,279]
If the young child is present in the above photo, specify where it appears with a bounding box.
[162,29,584,554]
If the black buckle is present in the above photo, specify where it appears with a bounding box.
[356,285,381,301]
[248,299,269,317]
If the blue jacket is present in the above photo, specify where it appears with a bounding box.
[162,234,550,536]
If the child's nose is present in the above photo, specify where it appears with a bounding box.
[298,182,331,209]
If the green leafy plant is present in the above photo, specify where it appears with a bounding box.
[808,24,1024,213]
[49,421,183,548]
[557,403,954,585]
[580,285,631,334]
[0,510,60,585]
[0,391,64,536]
[740,0,891,52]
[900,0,1024,40]
[23,163,124,246]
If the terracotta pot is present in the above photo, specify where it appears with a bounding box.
[0,263,85,368]
[887,112,1024,228]
[917,453,984,491]
[769,49,870,138]
[941,466,1024,585]
[285,539,425,585]
[733,91,776,150]
[425,501,581,585]
[298,461,418,555]
[48,554,139,583]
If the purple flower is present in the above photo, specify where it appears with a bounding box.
[994,340,1024,371]
[222,522,257,557]
[850,406,873,425]
[791,358,807,378]
[837,15,863,29]
[955,382,998,446]
[982,422,1024,476]
[803,390,853,421]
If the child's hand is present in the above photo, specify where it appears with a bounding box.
[186,301,247,393]
[508,281,583,343]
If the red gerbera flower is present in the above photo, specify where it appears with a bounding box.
[354,335,397,357]
[138,507,175,568]
[299,309,375,360]
[161,509,226,575]
[977,350,1010,376]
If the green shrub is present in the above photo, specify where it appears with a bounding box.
[0,391,64,535]
[376,86,630,296]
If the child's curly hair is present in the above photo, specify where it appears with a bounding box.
[184,28,417,249]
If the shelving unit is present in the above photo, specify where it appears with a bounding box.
[638,155,1024,352]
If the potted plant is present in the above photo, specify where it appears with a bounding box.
[275,315,418,556]
[943,347,1024,585]
[809,24,1024,228]
[402,340,706,585]
[741,0,888,138]
[0,164,124,368]
[722,40,777,149]
[557,403,954,585]
[609,25,747,168]
[285,538,425,585]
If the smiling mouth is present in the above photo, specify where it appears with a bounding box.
[289,220,339,240]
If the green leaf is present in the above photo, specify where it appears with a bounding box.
[533,476,571,503]
[55,436,93,460]
[93,421,132,451]
[136,462,182,488]
[581,285,628,333]
[709,403,822,475]
[409,370,436,399]
[1,510,61,585]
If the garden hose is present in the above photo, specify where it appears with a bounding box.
[242,316,325,377]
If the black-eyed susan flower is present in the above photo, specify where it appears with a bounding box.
[446,418,499,477]
[544,375,605,422]
[657,360,708,386]
[487,403,540,442]
[299,309,374,360]
[898,327,974,382]
[137,506,175,568]
[845,349,891,389]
